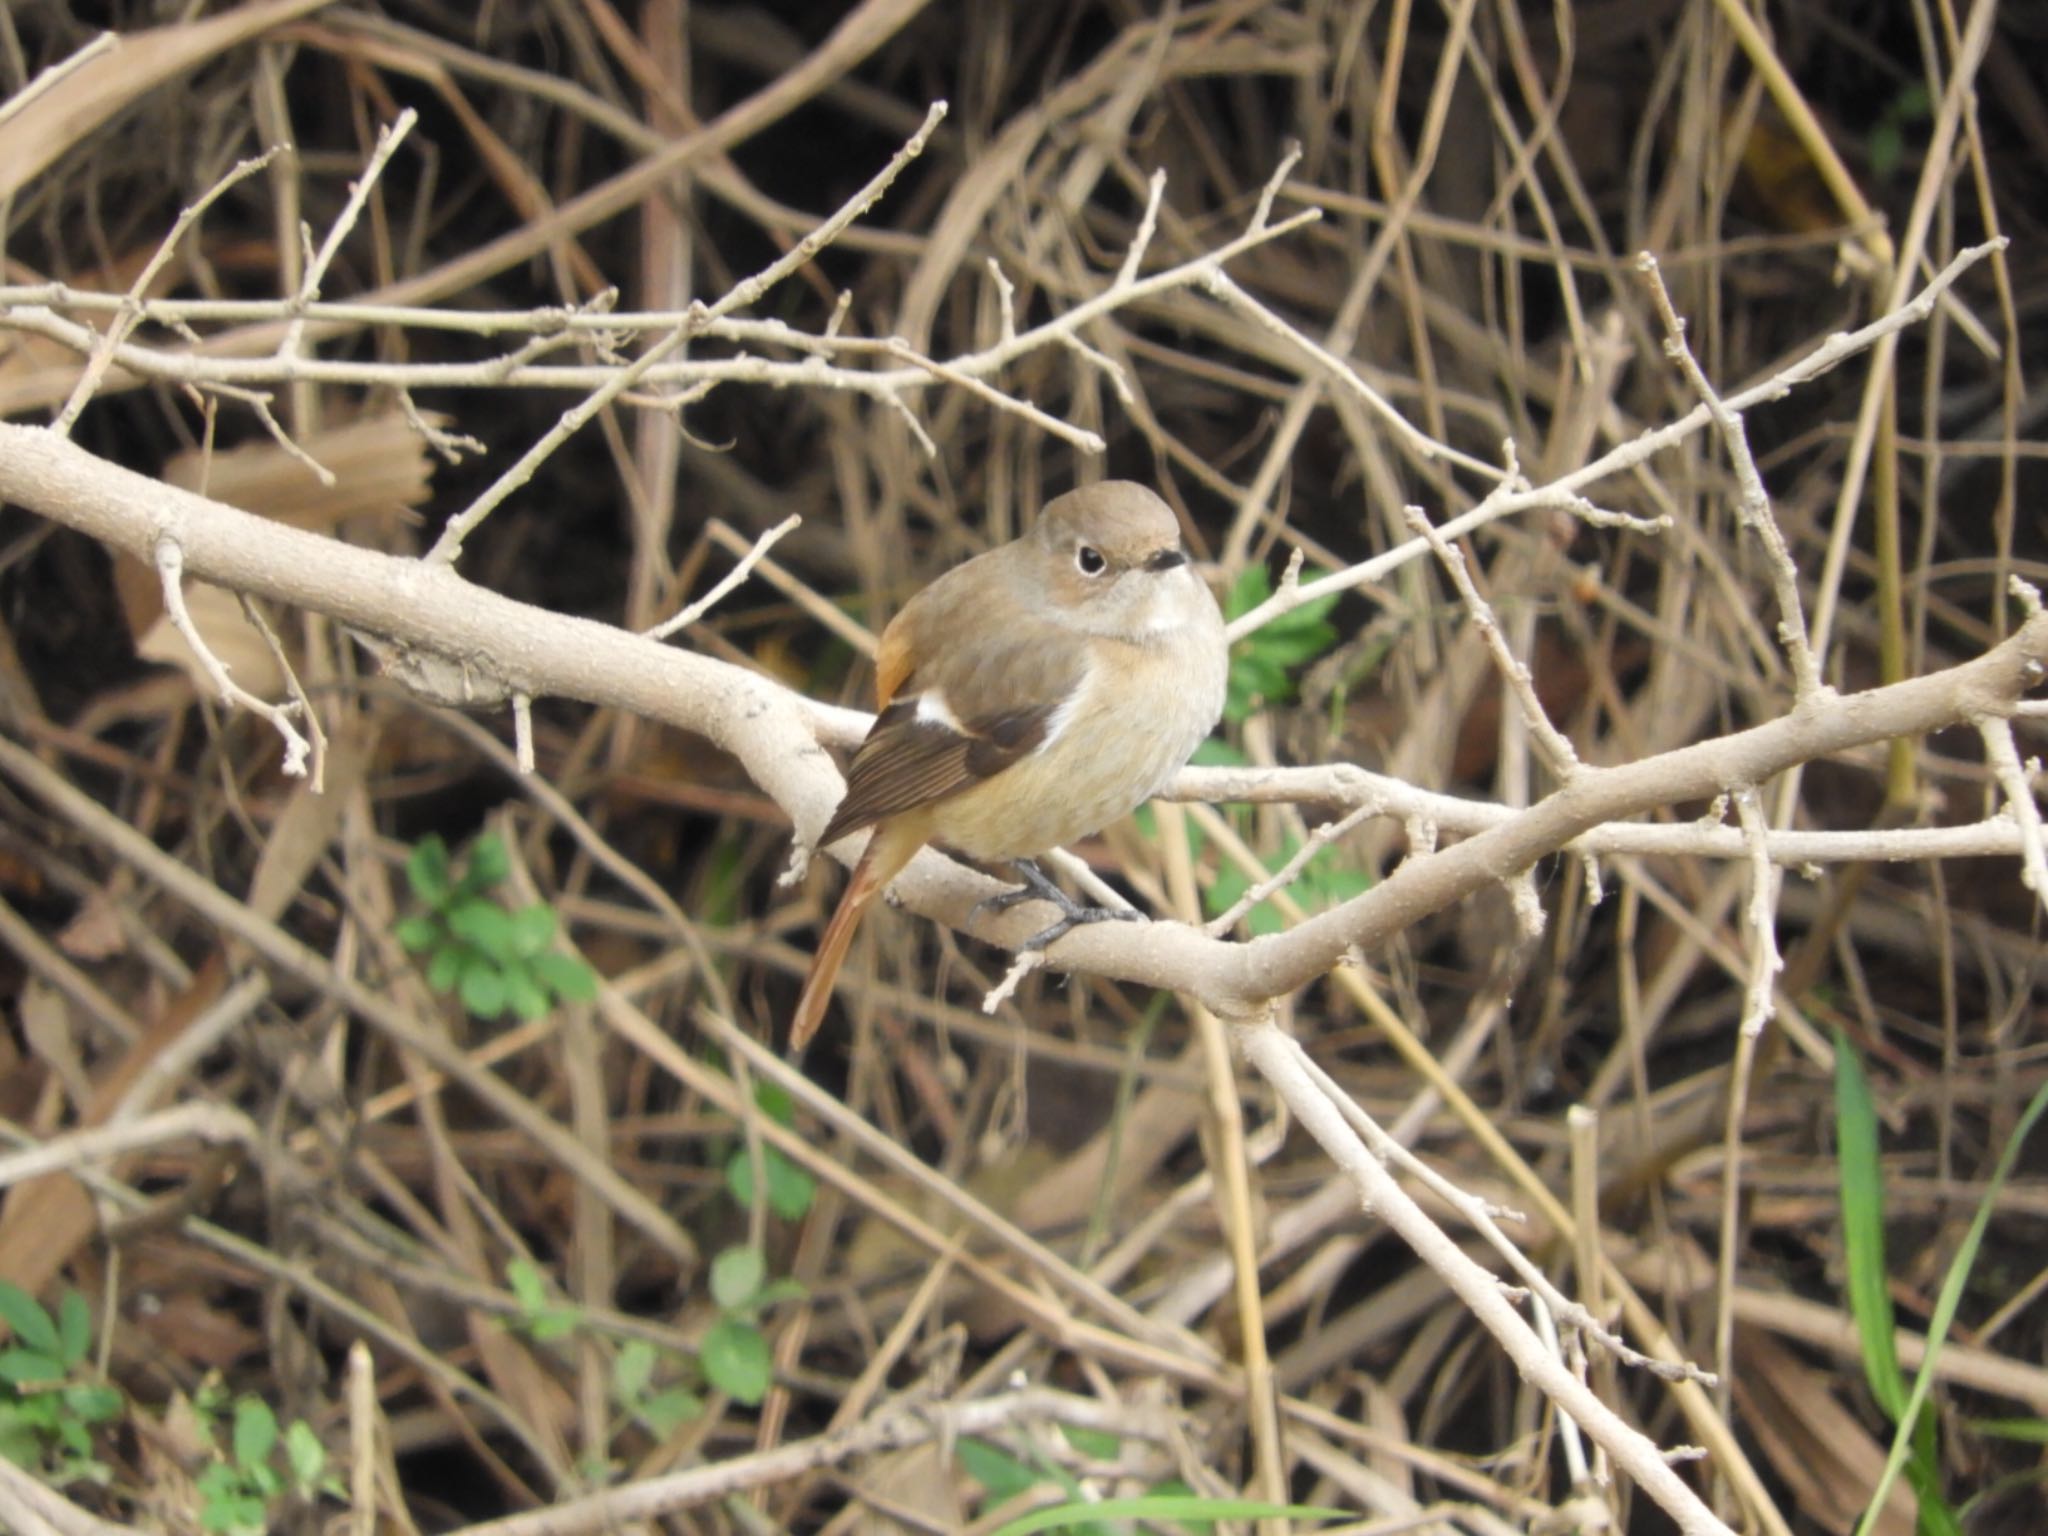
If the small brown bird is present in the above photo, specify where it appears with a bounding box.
[792,482,1228,1048]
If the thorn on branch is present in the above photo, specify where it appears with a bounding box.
[512,694,534,775]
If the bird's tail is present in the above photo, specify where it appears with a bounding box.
[791,827,919,1050]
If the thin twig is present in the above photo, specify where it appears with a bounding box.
[645,514,802,640]
[0,30,116,132]
[1637,252,1822,701]
[1203,801,1378,936]
[427,102,948,564]
[52,149,279,437]
[1244,1024,1734,1536]
[0,1103,255,1189]
[1977,716,2048,921]
[1404,503,1581,779]
[156,536,313,776]
[276,111,418,363]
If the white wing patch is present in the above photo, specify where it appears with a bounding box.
[914,690,965,733]
[1038,664,1090,749]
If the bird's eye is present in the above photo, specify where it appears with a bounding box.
[1075,544,1106,575]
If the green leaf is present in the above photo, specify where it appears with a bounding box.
[1058,1424,1120,1459]
[0,1348,66,1385]
[284,1420,325,1489]
[1263,598,1340,637]
[0,1283,60,1358]
[766,1151,817,1220]
[1189,737,1247,768]
[64,1384,120,1424]
[197,1465,268,1536]
[1250,626,1336,667]
[393,914,438,952]
[753,1278,808,1310]
[1204,861,1251,913]
[0,1421,38,1469]
[506,1263,580,1342]
[13,1397,58,1433]
[1203,850,1286,936]
[533,951,598,1003]
[55,1291,90,1368]
[1834,1035,1907,1422]
[754,1080,797,1126]
[1223,564,1271,620]
[1972,1416,2048,1444]
[459,958,508,1019]
[1204,836,1368,937]
[1853,1063,2048,1536]
[405,836,451,907]
[1833,1040,1957,1529]
[634,1386,702,1436]
[710,1247,766,1312]
[232,1397,278,1471]
[194,1460,237,1499]
[727,1145,816,1221]
[507,1260,547,1315]
[528,1308,580,1344]
[501,964,551,1021]
[11,1396,58,1434]
[723,1147,756,1208]
[449,898,517,961]
[508,904,556,957]
[1223,558,1339,722]
[989,1497,1352,1536]
[465,834,510,889]
[194,1378,230,1420]
[699,1318,771,1405]
[1144,1479,1211,1534]
[1306,863,1371,907]
[613,1340,656,1403]
[957,1436,1043,1502]
[425,942,465,993]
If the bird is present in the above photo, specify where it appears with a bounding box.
[791,481,1228,1048]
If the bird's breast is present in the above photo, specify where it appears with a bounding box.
[924,620,1225,861]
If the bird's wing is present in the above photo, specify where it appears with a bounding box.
[819,608,1085,848]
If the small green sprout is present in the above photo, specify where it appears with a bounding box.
[396,833,599,1020]
[0,1283,120,1486]
[189,1388,342,1536]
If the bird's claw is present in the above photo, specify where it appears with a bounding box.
[968,857,1143,950]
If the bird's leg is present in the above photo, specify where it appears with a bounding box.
[964,856,1143,951]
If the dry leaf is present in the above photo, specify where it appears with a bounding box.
[245,726,375,921]
[55,887,126,962]
[17,975,90,1111]
[1734,1330,1917,1536]
[160,411,442,534]
[115,412,442,703]
[0,0,336,203]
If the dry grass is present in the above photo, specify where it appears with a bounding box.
[0,3,2043,1534]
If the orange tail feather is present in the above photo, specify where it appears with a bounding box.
[791,826,920,1050]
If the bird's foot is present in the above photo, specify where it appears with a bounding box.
[968,857,1143,951]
